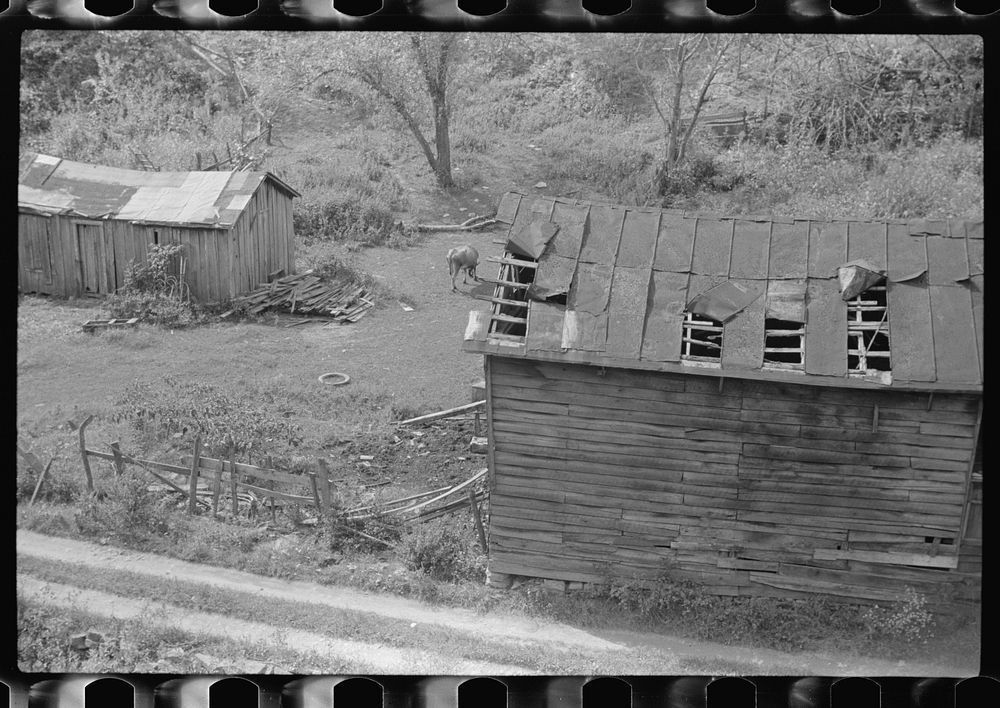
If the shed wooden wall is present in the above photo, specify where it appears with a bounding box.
[231,181,296,296]
[18,180,295,302]
[486,357,981,605]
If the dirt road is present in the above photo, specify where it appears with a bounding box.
[17,531,975,676]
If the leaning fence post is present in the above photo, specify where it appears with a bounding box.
[212,460,223,516]
[78,415,95,493]
[188,434,202,515]
[468,488,488,555]
[318,458,333,516]
[29,458,54,507]
[110,441,125,477]
[309,473,323,518]
[228,445,238,516]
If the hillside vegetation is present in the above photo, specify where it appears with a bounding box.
[20,32,983,243]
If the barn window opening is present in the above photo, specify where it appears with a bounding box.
[681,311,723,363]
[153,230,160,245]
[847,278,891,373]
[487,248,534,341]
[763,318,805,368]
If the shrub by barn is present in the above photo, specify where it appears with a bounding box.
[17,152,300,302]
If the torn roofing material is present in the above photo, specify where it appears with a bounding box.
[466,192,983,390]
[17,152,300,227]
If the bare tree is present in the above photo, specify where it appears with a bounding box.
[323,33,461,188]
[632,35,735,188]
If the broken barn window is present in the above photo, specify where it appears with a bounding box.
[681,311,723,364]
[763,319,805,369]
[847,277,891,374]
[487,248,534,342]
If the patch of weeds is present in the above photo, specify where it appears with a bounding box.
[292,150,417,249]
[75,468,172,542]
[112,376,304,460]
[327,514,403,555]
[862,587,935,645]
[105,243,195,328]
[397,517,487,583]
[168,515,271,564]
[309,253,396,304]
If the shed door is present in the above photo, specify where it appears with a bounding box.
[76,223,106,294]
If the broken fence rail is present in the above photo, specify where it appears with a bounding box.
[395,400,485,427]
[343,468,488,522]
[82,443,488,525]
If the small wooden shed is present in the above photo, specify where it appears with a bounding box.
[463,192,983,606]
[17,152,300,302]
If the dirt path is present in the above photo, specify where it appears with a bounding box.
[17,531,975,676]
[18,531,621,652]
[17,576,527,675]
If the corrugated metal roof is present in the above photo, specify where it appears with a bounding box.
[465,192,983,391]
[17,152,299,227]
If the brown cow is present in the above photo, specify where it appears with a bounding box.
[447,245,479,291]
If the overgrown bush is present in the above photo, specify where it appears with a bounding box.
[112,377,304,460]
[397,517,486,583]
[537,118,655,204]
[601,574,877,652]
[328,515,404,555]
[105,243,194,327]
[75,467,171,540]
[862,587,935,644]
[290,150,416,248]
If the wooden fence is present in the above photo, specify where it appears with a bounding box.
[77,422,487,534]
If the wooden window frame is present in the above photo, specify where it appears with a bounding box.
[681,311,723,366]
[847,280,891,375]
[763,318,805,371]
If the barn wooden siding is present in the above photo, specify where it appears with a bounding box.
[230,178,296,296]
[17,179,294,302]
[486,356,981,605]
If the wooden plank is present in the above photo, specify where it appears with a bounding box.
[886,223,927,281]
[188,435,202,514]
[969,274,983,381]
[804,278,847,376]
[605,266,650,360]
[653,212,696,272]
[767,220,808,279]
[929,284,980,384]
[741,442,909,467]
[847,221,887,271]
[616,209,659,268]
[568,262,613,315]
[729,220,770,279]
[885,280,936,382]
[807,220,848,278]
[640,270,687,362]
[689,218,732,275]
[491,383,744,420]
[524,300,564,352]
[721,278,765,370]
[182,455,311,487]
[578,203,625,264]
[926,235,969,285]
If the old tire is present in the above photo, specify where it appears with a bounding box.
[318,372,351,386]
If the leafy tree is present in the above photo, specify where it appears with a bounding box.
[317,33,462,188]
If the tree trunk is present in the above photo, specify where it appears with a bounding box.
[433,101,453,188]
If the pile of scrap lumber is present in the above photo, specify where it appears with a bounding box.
[343,468,487,524]
[222,270,374,322]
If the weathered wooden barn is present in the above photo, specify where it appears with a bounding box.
[17,152,300,302]
[463,192,983,605]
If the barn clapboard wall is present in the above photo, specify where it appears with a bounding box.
[486,357,981,605]
[18,154,299,303]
